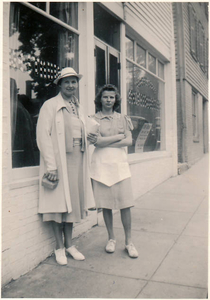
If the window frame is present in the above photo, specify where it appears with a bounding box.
[94,37,121,94]
[125,35,165,82]
[22,2,79,35]
[9,2,80,180]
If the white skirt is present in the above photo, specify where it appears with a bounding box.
[92,178,134,210]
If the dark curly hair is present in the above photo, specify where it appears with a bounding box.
[94,84,121,112]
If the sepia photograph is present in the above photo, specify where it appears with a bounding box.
[1,1,208,298]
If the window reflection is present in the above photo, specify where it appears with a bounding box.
[10,3,78,168]
[126,37,134,61]
[50,2,78,29]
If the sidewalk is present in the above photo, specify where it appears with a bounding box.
[2,155,208,299]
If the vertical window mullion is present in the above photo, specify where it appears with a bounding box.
[106,46,109,83]
[46,2,50,14]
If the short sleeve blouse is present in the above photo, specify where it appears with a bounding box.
[92,111,133,137]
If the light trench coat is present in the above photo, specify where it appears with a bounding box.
[36,93,95,214]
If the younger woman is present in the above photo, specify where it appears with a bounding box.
[90,84,138,258]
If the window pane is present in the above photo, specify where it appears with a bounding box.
[10,3,78,168]
[126,61,164,153]
[50,2,78,29]
[136,44,146,68]
[29,2,46,11]
[94,3,120,51]
[109,53,119,90]
[125,37,134,61]
[158,61,164,79]
[95,46,106,95]
[148,53,156,74]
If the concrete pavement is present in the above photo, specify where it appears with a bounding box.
[2,154,208,298]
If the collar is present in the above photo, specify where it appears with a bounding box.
[56,93,79,112]
[95,111,119,120]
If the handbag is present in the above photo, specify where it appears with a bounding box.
[41,173,59,190]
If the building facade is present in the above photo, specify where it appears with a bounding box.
[173,2,209,169]
[2,2,177,285]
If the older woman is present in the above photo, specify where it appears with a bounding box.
[36,67,96,265]
[90,84,138,258]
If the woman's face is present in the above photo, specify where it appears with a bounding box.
[60,76,78,99]
[101,90,116,110]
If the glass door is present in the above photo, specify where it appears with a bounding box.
[95,39,107,94]
[94,38,120,96]
[109,47,120,89]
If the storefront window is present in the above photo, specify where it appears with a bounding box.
[50,2,78,29]
[9,3,78,168]
[126,62,164,153]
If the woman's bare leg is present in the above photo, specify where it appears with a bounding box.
[63,222,73,249]
[120,207,132,245]
[103,208,115,240]
[52,221,64,249]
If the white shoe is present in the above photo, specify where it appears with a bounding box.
[105,239,116,253]
[54,248,67,265]
[125,243,138,258]
[66,245,85,261]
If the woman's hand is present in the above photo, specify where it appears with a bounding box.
[117,134,126,140]
[87,133,98,144]
[45,170,58,181]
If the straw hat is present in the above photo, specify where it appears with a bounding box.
[54,67,83,85]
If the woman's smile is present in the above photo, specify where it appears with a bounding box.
[60,76,78,99]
